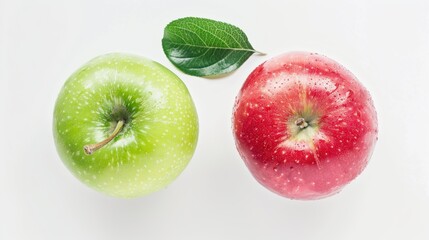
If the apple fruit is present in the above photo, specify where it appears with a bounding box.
[53,53,198,198]
[232,52,378,200]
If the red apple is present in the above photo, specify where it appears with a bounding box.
[233,52,378,200]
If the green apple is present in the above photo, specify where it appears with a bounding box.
[53,53,198,198]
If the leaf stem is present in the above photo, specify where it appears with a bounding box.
[253,50,266,55]
[83,120,125,155]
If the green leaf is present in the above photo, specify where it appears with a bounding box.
[162,17,262,77]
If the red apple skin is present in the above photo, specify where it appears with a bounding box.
[233,52,378,200]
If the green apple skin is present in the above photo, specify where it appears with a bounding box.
[53,53,198,198]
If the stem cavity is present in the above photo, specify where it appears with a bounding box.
[84,120,125,155]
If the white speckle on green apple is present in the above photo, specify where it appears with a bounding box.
[53,53,198,198]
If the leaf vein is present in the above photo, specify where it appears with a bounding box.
[169,25,208,46]
[187,22,231,48]
[164,40,256,53]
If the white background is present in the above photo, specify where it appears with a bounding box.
[1,0,429,239]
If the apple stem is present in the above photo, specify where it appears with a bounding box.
[295,118,309,129]
[83,120,125,155]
